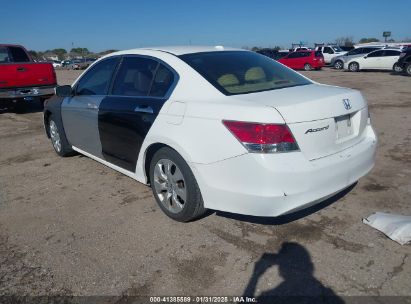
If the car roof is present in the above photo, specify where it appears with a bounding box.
[111,45,244,56]
[370,48,400,51]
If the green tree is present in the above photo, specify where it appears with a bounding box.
[335,36,355,47]
[359,38,380,44]
[51,48,67,60]
[28,50,38,60]
[70,48,89,55]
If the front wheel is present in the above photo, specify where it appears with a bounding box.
[334,60,344,70]
[149,147,205,222]
[348,62,359,72]
[48,116,75,157]
[304,63,312,71]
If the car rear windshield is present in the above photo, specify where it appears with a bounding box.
[179,51,312,95]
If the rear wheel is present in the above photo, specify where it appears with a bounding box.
[304,63,312,71]
[348,62,359,72]
[334,60,344,70]
[149,147,205,222]
[405,63,411,76]
[393,63,403,73]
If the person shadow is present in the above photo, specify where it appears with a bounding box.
[243,242,345,304]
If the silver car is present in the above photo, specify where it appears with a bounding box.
[331,47,382,69]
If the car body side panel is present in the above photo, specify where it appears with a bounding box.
[61,95,105,158]
[98,96,168,172]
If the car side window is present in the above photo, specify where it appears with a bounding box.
[323,47,333,54]
[76,57,119,96]
[112,57,158,97]
[367,50,384,58]
[149,64,175,97]
[0,47,10,63]
[8,47,30,62]
[287,52,301,59]
[383,50,400,56]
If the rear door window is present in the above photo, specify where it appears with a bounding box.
[111,57,175,98]
[76,57,120,95]
[8,47,30,62]
[367,50,384,57]
[112,57,158,97]
[383,50,400,56]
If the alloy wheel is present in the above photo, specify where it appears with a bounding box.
[334,61,343,69]
[49,120,61,152]
[153,159,187,214]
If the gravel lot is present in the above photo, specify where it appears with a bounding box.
[0,68,410,300]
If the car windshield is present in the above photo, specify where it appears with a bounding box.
[179,51,312,95]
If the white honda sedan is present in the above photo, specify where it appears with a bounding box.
[345,48,401,72]
[44,46,377,222]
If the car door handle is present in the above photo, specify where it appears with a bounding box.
[134,105,153,114]
[17,67,26,72]
[87,102,98,110]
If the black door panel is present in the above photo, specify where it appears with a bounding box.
[98,96,167,171]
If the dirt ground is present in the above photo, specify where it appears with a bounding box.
[0,68,410,300]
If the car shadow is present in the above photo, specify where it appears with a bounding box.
[214,183,356,225]
[243,242,345,303]
[0,100,44,114]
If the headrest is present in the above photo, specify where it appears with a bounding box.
[245,67,266,82]
[217,74,240,87]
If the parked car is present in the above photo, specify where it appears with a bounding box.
[331,46,382,70]
[257,49,289,60]
[314,45,347,65]
[0,44,57,112]
[393,48,411,76]
[44,46,376,222]
[339,46,355,52]
[345,49,401,72]
[278,50,324,70]
[51,60,62,68]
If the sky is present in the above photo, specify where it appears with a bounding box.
[1,0,410,52]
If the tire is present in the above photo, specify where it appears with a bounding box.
[348,62,359,72]
[149,147,205,222]
[334,60,344,70]
[304,63,312,71]
[48,115,75,157]
[405,63,411,76]
[393,63,403,74]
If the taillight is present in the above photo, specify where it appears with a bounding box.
[223,120,299,153]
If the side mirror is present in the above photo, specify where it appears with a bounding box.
[364,55,368,59]
[56,85,73,97]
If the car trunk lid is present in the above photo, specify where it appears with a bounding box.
[233,84,369,160]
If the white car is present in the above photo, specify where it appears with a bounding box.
[345,49,401,72]
[315,45,347,64]
[51,60,62,68]
[43,46,377,222]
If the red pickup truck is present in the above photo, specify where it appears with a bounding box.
[0,44,57,112]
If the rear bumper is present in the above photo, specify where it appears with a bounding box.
[0,85,55,99]
[191,125,377,217]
